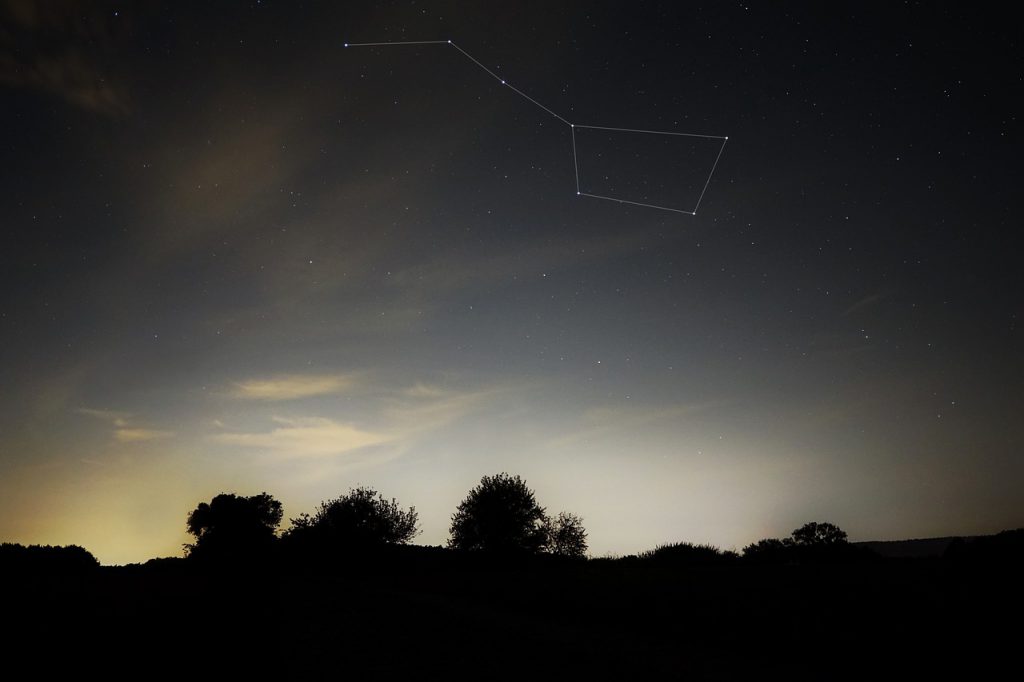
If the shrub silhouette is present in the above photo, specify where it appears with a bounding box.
[544,511,588,558]
[449,473,549,554]
[185,492,283,560]
[741,538,791,563]
[945,528,1024,563]
[639,542,738,565]
[285,486,419,550]
[0,542,99,573]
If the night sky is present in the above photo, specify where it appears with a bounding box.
[2,2,1020,564]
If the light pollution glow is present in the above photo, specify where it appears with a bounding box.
[2,3,1021,564]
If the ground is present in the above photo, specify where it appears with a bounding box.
[6,546,1018,678]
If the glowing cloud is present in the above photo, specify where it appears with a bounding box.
[230,374,358,401]
[114,428,175,443]
[212,416,389,458]
[76,408,130,427]
[77,408,175,443]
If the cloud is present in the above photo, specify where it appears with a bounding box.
[76,408,130,427]
[0,50,129,115]
[547,402,718,450]
[230,374,358,401]
[212,416,390,458]
[385,384,500,435]
[401,382,451,399]
[210,380,505,465]
[114,428,174,443]
[77,407,175,442]
[842,292,887,317]
[0,1,133,115]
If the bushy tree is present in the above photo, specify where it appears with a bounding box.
[449,473,549,554]
[741,538,791,563]
[185,492,283,560]
[742,521,852,564]
[286,486,419,548]
[790,521,848,547]
[544,511,588,558]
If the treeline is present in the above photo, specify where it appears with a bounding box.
[606,522,874,567]
[180,473,866,565]
[3,471,1022,570]
[0,542,99,574]
[177,472,1024,568]
[184,472,588,562]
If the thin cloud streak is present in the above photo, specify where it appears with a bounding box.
[78,407,175,442]
[546,402,720,450]
[230,373,360,401]
[209,381,507,466]
[77,408,130,427]
[212,416,390,458]
[114,428,175,443]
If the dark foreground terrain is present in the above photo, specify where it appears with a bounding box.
[4,542,1020,679]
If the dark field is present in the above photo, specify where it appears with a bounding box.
[6,546,1019,679]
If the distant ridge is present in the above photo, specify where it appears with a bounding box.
[855,536,976,558]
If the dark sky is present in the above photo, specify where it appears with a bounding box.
[2,1,1020,564]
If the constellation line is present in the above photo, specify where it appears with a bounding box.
[570,126,581,195]
[345,38,729,215]
[573,123,726,141]
[579,193,697,215]
[693,138,729,213]
[448,42,571,125]
[344,40,450,47]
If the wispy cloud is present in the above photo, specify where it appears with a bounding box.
[76,408,130,427]
[547,402,718,450]
[212,416,390,458]
[114,428,174,443]
[77,407,175,443]
[384,383,502,435]
[401,382,449,399]
[0,1,133,115]
[210,380,505,465]
[842,292,887,317]
[230,373,358,401]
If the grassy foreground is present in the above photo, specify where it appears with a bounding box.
[5,544,1019,678]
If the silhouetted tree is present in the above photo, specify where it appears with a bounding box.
[185,492,282,560]
[449,473,549,554]
[544,511,588,558]
[742,538,791,563]
[0,543,99,573]
[791,521,848,546]
[285,486,419,549]
[742,523,851,564]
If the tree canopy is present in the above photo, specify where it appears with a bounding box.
[790,521,848,546]
[544,511,588,558]
[449,473,550,554]
[185,492,283,560]
[742,521,853,563]
[285,486,419,549]
[448,473,588,557]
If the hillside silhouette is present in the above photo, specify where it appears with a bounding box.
[3,473,1021,678]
